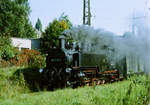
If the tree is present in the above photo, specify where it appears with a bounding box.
[59,13,72,29]
[0,0,36,38]
[35,18,42,32]
[0,36,14,60]
[41,15,72,52]
[0,0,37,61]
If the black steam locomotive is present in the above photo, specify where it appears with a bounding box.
[42,33,126,89]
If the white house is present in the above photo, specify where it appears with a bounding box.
[11,37,40,50]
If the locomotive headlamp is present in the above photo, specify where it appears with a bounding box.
[66,68,72,73]
[78,72,85,77]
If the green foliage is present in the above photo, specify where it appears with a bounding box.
[40,13,72,52]
[42,19,63,48]
[0,0,36,38]
[0,36,14,60]
[0,72,149,105]
[35,18,42,32]
[41,16,72,52]
[22,20,37,38]
[14,67,43,92]
[27,50,46,68]
[0,67,29,100]
[59,13,73,29]
[0,0,37,67]
[0,49,46,68]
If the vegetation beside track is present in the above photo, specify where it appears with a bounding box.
[0,67,149,105]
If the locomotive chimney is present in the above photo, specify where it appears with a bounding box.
[59,34,65,49]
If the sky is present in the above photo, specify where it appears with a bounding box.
[28,0,150,35]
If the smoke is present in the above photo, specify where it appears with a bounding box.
[132,18,150,75]
[63,19,150,75]
[64,26,116,53]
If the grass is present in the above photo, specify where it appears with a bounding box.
[0,67,149,105]
[0,67,30,100]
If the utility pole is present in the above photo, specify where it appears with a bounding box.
[83,0,91,25]
[132,14,136,35]
[131,15,146,35]
[131,0,149,35]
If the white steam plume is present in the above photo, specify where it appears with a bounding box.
[63,19,150,75]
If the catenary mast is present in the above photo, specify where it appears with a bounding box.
[83,0,91,25]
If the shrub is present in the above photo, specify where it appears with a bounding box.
[17,49,46,68]
[0,49,46,68]
[0,60,10,67]
[0,36,14,61]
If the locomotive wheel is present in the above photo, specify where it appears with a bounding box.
[50,66,66,89]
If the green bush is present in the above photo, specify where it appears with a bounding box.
[0,49,46,68]
[0,36,14,61]
[20,49,46,68]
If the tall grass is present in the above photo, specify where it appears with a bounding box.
[0,67,30,101]
[0,67,149,105]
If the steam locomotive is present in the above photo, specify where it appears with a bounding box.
[42,33,126,89]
